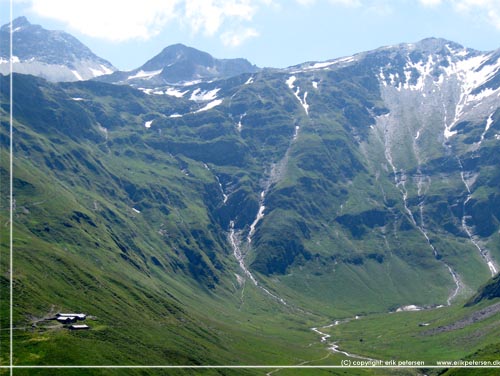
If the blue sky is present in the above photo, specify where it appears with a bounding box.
[1,0,500,71]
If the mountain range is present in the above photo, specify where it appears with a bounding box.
[0,17,258,84]
[97,43,259,86]
[1,16,500,373]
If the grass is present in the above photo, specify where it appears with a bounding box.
[1,69,500,375]
[321,298,500,365]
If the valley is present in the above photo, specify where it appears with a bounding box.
[1,18,500,373]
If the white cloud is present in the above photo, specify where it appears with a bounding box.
[488,8,500,29]
[366,2,393,15]
[418,0,500,30]
[19,0,500,47]
[296,0,361,6]
[182,0,256,36]
[221,27,259,46]
[452,0,500,29]
[419,0,443,6]
[328,0,361,6]
[29,0,178,41]
[295,0,316,5]
[299,0,500,22]
[25,0,268,43]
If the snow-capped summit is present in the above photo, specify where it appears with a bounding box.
[98,43,259,86]
[0,16,116,82]
[372,38,500,139]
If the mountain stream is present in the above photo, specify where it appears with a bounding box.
[457,158,498,277]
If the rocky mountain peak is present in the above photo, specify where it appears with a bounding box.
[1,16,31,31]
[141,43,215,72]
[0,16,116,82]
[98,43,259,86]
[412,37,464,54]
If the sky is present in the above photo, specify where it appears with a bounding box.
[1,0,500,71]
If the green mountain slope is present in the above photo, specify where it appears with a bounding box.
[0,75,327,370]
[1,37,500,371]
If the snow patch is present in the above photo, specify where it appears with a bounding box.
[467,87,497,103]
[190,88,220,102]
[71,97,85,101]
[245,76,254,85]
[71,70,83,81]
[127,69,162,80]
[180,79,202,86]
[293,56,356,73]
[301,91,309,115]
[0,56,20,64]
[99,64,114,75]
[293,125,300,141]
[444,127,458,139]
[402,55,435,91]
[195,99,223,113]
[164,87,188,98]
[89,67,104,77]
[169,113,183,118]
[479,113,494,144]
[379,69,387,87]
[308,61,336,70]
[138,88,154,95]
[286,76,309,115]
[98,125,108,140]
[442,52,500,139]
[132,208,141,214]
[144,120,153,128]
[237,113,246,132]
[396,305,423,312]
[446,44,468,57]
[246,190,269,245]
[89,67,111,77]
[488,262,498,276]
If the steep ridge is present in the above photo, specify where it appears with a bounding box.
[372,38,500,280]
[466,274,500,306]
[0,74,319,368]
[255,38,500,311]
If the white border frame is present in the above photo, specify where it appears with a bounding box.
[3,0,500,373]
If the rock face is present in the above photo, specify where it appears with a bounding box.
[0,16,116,81]
[97,43,260,86]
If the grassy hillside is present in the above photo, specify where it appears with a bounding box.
[0,75,328,370]
[1,62,499,373]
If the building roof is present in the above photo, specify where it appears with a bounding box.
[57,313,86,319]
[57,316,75,321]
